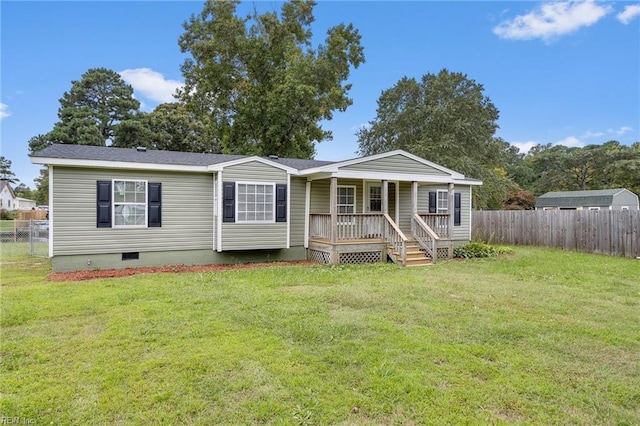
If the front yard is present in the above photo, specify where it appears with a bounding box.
[1,248,638,424]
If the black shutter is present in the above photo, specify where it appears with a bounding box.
[454,192,461,226]
[275,184,287,222]
[222,182,235,222]
[148,182,162,227]
[429,191,437,213]
[96,181,112,228]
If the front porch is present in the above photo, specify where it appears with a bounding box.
[307,210,453,266]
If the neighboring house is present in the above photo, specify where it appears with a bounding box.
[0,181,37,211]
[535,189,639,211]
[0,180,16,211]
[15,197,37,210]
[31,144,482,272]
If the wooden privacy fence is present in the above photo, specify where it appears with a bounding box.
[472,210,640,258]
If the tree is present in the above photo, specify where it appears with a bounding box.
[14,183,35,200]
[46,67,140,146]
[33,168,49,205]
[356,69,513,209]
[178,0,365,158]
[0,156,19,183]
[503,189,536,210]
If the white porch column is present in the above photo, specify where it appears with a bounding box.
[448,183,455,258]
[411,181,418,236]
[330,176,338,244]
[382,180,389,215]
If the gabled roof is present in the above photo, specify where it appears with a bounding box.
[536,188,632,208]
[0,180,16,198]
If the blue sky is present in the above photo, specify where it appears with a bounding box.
[2,1,639,187]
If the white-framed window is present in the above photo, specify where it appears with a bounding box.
[437,190,448,213]
[236,182,275,223]
[369,185,382,212]
[588,206,600,211]
[621,206,629,211]
[337,186,356,214]
[113,179,147,227]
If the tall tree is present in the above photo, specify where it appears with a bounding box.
[0,156,19,183]
[178,0,365,158]
[357,69,512,209]
[46,67,140,146]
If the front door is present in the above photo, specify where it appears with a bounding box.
[365,183,382,213]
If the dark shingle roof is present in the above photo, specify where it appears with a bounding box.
[535,189,626,208]
[32,144,334,170]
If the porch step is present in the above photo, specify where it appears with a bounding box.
[387,239,432,267]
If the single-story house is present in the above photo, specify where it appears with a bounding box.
[0,180,36,211]
[535,189,639,211]
[31,144,482,272]
[0,180,16,211]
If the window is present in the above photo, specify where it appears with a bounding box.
[437,190,448,213]
[113,180,147,227]
[588,207,600,211]
[369,186,382,212]
[337,186,355,214]
[236,183,275,222]
[621,206,629,211]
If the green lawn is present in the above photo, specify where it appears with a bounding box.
[1,248,639,425]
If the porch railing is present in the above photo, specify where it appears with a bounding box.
[418,213,450,238]
[384,213,408,266]
[309,213,384,241]
[412,214,439,263]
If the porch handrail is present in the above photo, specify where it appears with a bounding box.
[309,213,383,241]
[417,213,450,238]
[412,213,439,263]
[383,213,408,266]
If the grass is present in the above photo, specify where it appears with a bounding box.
[1,248,639,425]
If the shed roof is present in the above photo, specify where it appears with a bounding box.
[535,189,628,208]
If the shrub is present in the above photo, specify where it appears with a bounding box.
[0,209,17,220]
[454,242,512,258]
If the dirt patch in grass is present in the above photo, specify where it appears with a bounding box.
[48,260,314,282]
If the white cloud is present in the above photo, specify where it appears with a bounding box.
[119,68,184,104]
[612,126,633,136]
[512,141,539,153]
[556,136,584,147]
[493,0,612,41]
[617,4,640,24]
[0,103,11,120]
[581,130,605,139]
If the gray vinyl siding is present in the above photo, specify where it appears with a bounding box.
[612,191,639,210]
[309,179,363,214]
[220,160,288,250]
[341,154,449,176]
[419,184,471,241]
[52,166,214,256]
[289,177,306,246]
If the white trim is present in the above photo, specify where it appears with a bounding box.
[111,179,148,228]
[297,149,465,179]
[217,171,223,252]
[212,173,217,251]
[436,189,449,214]
[286,174,290,249]
[303,170,481,185]
[235,181,276,223]
[469,186,473,241]
[207,156,297,174]
[48,165,54,258]
[304,180,310,248]
[31,157,208,173]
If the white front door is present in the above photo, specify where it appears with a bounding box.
[364,182,382,213]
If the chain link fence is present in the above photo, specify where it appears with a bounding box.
[0,220,49,258]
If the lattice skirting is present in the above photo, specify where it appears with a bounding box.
[309,249,331,264]
[436,247,450,259]
[339,251,382,264]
